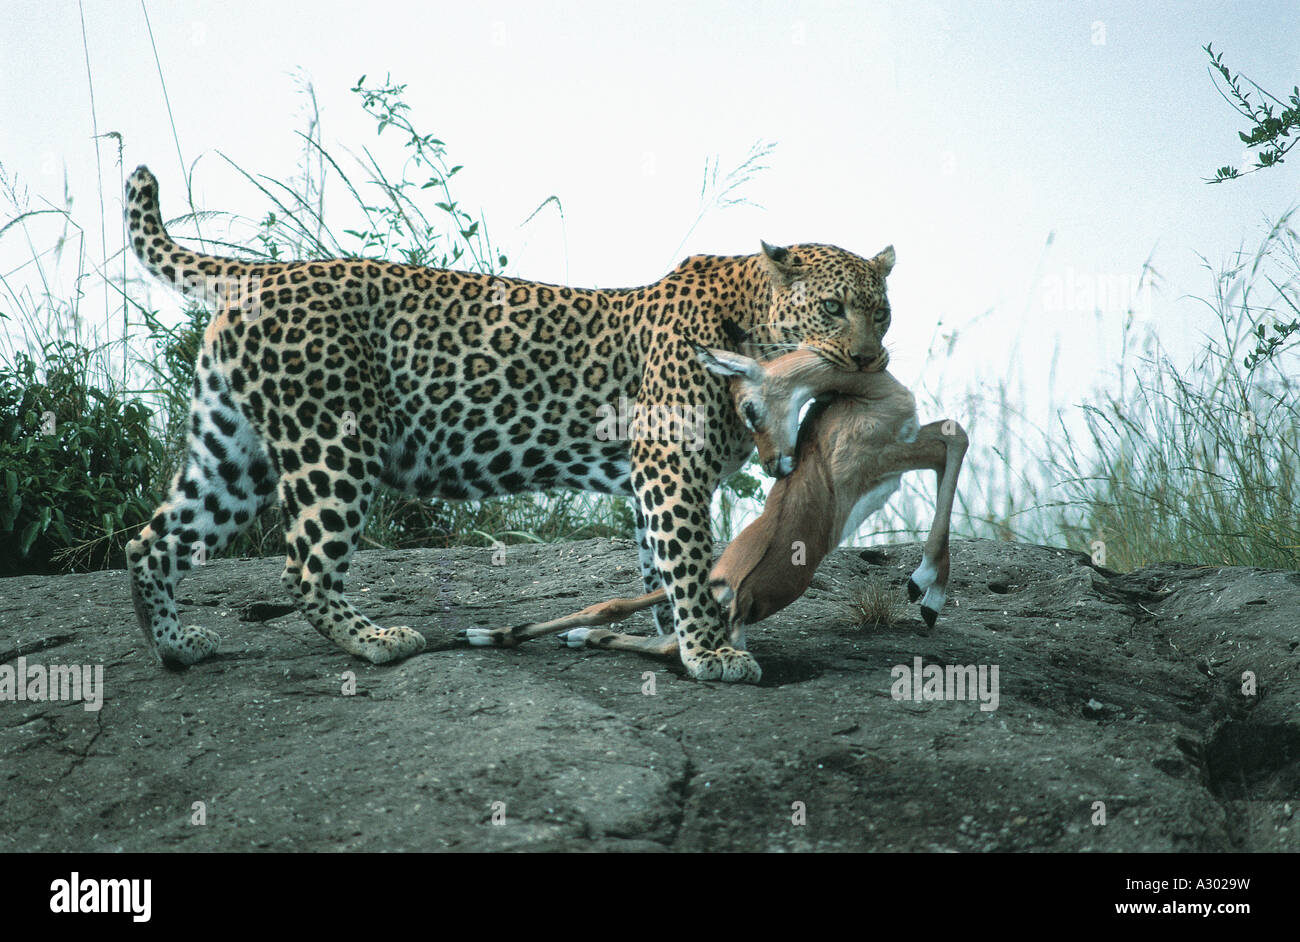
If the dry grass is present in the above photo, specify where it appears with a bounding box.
[841,577,909,630]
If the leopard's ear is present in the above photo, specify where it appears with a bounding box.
[760,240,798,287]
[871,244,896,276]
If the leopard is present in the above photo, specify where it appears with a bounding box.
[123,164,896,683]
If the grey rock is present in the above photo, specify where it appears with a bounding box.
[0,538,1296,851]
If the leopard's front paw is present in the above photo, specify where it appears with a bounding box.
[357,625,426,663]
[156,625,221,668]
[686,646,761,684]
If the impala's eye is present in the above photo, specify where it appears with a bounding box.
[821,299,845,318]
[742,400,764,432]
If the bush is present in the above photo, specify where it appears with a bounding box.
[0,342,164,573]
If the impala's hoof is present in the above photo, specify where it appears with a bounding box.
[460,627,495,647]
[558,628,593,648]
[921,606,938,629]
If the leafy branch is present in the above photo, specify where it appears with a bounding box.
[346,74,507,273]
[1204,43,1299,183]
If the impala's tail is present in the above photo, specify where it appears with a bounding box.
[125,165,253,301]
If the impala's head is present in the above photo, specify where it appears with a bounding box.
[694,344,827,479]
[755,241,895,372]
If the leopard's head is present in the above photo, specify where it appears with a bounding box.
[754,241,896,371]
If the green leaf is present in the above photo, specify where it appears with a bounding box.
[19,519,40,557]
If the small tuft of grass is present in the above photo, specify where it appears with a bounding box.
[842,577,908,630]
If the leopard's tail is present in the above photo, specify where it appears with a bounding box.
[125,165,254,300]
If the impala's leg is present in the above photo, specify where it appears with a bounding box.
[552,544,753,660]
[904,420,969,626]
[558,626,681,658]
[556,595,750,657]
[460,589,666,648]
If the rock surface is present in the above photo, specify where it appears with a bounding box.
[1,537,1296,851]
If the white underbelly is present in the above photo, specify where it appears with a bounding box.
[839,474,903,544]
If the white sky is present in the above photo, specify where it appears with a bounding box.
[2,0,1298,438]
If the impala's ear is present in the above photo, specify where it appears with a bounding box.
[760,240,798,287]
[691,342,764,383]
[871,244,896,275]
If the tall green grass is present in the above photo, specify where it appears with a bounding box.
[869,211,1300,572]
[1049,213,1300,570]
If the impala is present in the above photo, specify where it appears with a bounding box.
[462,344,968,659]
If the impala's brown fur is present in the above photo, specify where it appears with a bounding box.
[462,345,968,658]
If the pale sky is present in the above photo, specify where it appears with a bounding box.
[2,0,1298,520]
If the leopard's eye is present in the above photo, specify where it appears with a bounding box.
[873,305,891,323]
[821,299,845,318]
